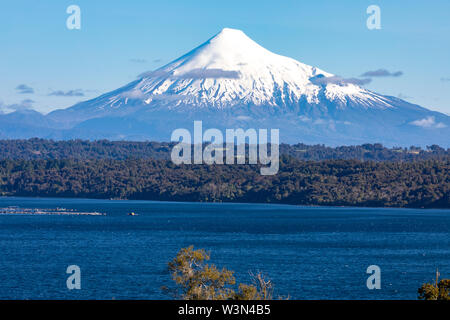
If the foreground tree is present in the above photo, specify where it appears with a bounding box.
[165,246,283,300]
[234,272,275,300]
[418,270,450,300]
[166,246,235,300]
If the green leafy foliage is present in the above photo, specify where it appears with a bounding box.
[0,139,449,161]
[418,279,450,300]
[166,246,236,300]
[165,246,280,300]
[0,158,448,208]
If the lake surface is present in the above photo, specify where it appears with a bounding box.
[0,197,449,300]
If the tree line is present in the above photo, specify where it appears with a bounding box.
[0,139,449,161]
[0,157,448,208]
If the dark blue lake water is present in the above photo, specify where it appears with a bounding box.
[0,197,448,300]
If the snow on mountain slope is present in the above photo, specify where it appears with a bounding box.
[137,27,332,108]
[62,28,392,114]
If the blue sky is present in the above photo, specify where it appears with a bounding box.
[0,0,449,114]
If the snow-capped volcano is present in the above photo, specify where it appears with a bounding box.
[135,28,395,110]
[15,28,450,146]
[59,28,392,115]
[134,27,334,108]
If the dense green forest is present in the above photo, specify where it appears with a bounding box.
[0,157,448,208]
[1,139,449,161]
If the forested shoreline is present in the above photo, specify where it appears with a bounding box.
[1,139,449,161]
[0,157,448,208]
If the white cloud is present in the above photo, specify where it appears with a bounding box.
[235,115,252,121]
[15,84,34,94]
[299,115,311,122]
[0,99,35,112]
[129,58,147,64]
[48,89,85,97]
[310,75,371,86]
[313,118,326,125]
[120,89,147,99]
[410,116,447,129]
[150,93,196,102]
[361,69,403,78]
[139,68,241,80]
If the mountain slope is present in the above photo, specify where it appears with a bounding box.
[7,28,450,146]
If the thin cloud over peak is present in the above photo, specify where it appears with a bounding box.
[138,68,241,80]
[310,75,372,86]
[0,99,35,112]
[361,69,403,78]
[15,84,34,94]
[129,58,147,64]
[48,89,85,97]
